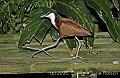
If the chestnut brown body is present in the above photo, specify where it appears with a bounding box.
[56,18,93,38]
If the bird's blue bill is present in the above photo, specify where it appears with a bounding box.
[41,12,51,18]
[41,14,46,18]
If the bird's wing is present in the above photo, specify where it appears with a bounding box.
[57,18,92,38]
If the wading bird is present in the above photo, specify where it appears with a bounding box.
[32,12,93,58]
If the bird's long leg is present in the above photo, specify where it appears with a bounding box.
[75,36,82,58]
[42,38,61,51]
[43,50,55,59]
[32,50,54,59]
[32,38,61,58]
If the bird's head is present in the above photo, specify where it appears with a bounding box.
[41,12,56,26]
[41,12,55,19]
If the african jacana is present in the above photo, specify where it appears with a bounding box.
[32,12,93,58]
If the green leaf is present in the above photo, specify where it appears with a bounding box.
[18,7,57,48]
[50,27,59,41]
[118,20,120,26]
[15,19,22,24]
[85,0,120,43]
[34,20,51,43]
[112,0,120,11]
[54,0,94,51]
[12,3,18,11]
[64,38,77,51]
[0,21,2,28]
[3,23,9,33]
[15,24,22,32]
[18,20,43,47]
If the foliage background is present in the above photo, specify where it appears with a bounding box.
[0,0,120,53]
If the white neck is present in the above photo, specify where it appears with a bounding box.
[47,13,56,26]
[50,16,55,25]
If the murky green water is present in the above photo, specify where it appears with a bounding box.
[0,32,120,74]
